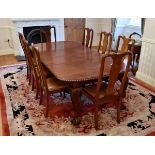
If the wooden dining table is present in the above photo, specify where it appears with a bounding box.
[34,41,128,124]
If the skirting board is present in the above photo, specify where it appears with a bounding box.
[136,71,155,88]
[0,49,14,55]
[16,55,25,61]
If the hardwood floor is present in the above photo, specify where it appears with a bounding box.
[0,54,25,66]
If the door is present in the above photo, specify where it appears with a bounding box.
[64,18,85,42]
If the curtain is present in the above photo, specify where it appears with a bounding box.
[111,18,117,41]
[141,18,146,35]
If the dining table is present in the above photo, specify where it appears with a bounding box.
[34,41,128,125]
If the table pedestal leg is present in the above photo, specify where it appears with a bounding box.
[70,83,82,125]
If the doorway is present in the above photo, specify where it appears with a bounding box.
[64,18,85,42]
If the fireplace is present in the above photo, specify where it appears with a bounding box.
[23,25,51,45]
[11,18,64,60]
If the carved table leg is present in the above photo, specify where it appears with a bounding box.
[70,82,82,125]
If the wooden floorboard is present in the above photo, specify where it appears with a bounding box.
[0,54,25,67]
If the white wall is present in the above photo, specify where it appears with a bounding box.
[86,18,112,46]
[0,18,14,55]
[136,18,155,87]
[0,18,112,55]
[0,18,64,56]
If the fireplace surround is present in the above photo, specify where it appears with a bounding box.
[11,18,64,60]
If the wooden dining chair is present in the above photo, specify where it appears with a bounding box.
[115,35,135,53]
[81,52,132,130]
[27,29,49,45]
[18,32,31,80]
[82,28,94,48]
[31,46,68,117]
[98,32,113,54]
[40,25,56,43]
[129,32,142,67]
[23,39,41,100]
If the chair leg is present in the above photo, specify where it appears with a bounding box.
[117,98,121,124]
[132,53,135,67]
[26,66,29,79]
[32,75,35,91]
[94,104,99,130]
[35,80,39,100]
[45,92,49,117]
[29,71,32,85]
[39,87,43,105]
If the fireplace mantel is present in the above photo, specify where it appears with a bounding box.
[11,18,64,56]
[12,18,59,22]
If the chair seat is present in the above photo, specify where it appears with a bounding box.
[82,82,119,100]
[43,66,52,78]
[46,77,67,92]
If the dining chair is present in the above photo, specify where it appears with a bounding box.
[27,29,48,45]
[40,25,56,43]
[31,46,68,117]
[129,32,142,67]
[81,51,132,130]
[115,35,135,53]
[18,32,32,82]
[82,28,94,48]
[98,32,113,54]
[26,25,56,45]
[129,32,141,39]
[23,39,41,100]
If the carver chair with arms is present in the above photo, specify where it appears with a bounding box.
[27,26,56,45]
[129,32,142,67]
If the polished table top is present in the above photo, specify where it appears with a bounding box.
[34,41,112,82]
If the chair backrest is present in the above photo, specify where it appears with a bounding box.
[40,25,56,43]
[129,32,141,40]
[116,35,135,52]
[95,52,132,99]
[98,32,112,53]
[18,32,25,49]
[50,26,56,42]
[27,29,48,45]
[31,45,48,91]
[18,32,31,66]
[23,39,37,72]
[82,28,94,48]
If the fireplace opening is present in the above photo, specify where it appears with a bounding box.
[23,25,51,45]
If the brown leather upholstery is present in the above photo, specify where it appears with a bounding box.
[46,78,67,92]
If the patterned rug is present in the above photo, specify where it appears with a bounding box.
[0,64,155,136]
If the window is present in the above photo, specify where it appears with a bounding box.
[128,18,141,27]
[117,18,141,27]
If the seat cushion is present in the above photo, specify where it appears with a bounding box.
[82,82,108,99]
[46,77,67,92]
[82,81,119,101]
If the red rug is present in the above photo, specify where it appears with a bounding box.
[0,64,155,136]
